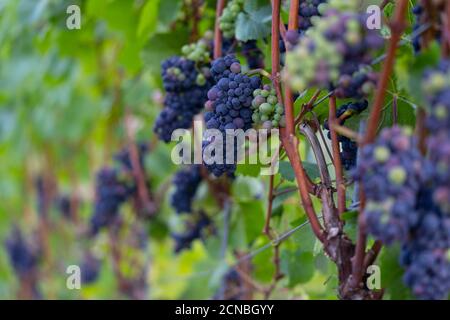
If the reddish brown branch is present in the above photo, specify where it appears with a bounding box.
[264,175,275,236]
[329,96,346,215]
[288,0,299,30]
[125,110,155,217]
[295,90,322,125]
[214,0,227,59]
[364,0,408,144]
[363,240,383,270]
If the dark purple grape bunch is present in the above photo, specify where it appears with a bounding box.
[5,226,39,278]
[323,100,368,170]
[422,60,450,214]
[203,55,261,177]
[353,126,427,244]
[170,165,202,214]
[54,195,72,220]
[161,57,198,92]
[90,167,131,235]
[241,40,265,70]
[172,213,212,253]
[399,187,450,300]
[80,252,101,285]
[154,56,213,143]
[298,0,327,32]
[113,143,148,172]
[214,268,245,300]
[422,60,450,132]
[334,68,379,99]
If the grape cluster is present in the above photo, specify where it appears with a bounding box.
[219,0,244,39]
[90,167,131,234]
[214,269,245,300]
[400,187,450,300]
[154,56,212,142]
[114,143,148,172]
[170,165,202,214]
[182,38,212,63]
[284,7,383,99]
[4,226,39,277]
[55,195,72,220]
[323,100,368,170]
[298,0,328,34]
[354,121,450,298]
[251,84,285,129]
[172,213,211,253]
[80,252,101,284]
[422,60,450,214]
[422,60,450,132]
[354,126,426,245]
[203,55,261,177]
[241,40,265,70]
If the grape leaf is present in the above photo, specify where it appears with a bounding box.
[235,0,271,41]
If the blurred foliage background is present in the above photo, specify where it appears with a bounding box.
[0,0,420,300]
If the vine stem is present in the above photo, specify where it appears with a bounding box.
[214,0,226,59]
[353,0,409,288]
[264,175,275,236]
[329,95,346,215]
[364,0,409,144]
[125,110,156,217]
[271,0,324,242]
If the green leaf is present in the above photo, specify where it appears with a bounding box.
[342,210,358,243]
[279,161,295,182]
[137,0,160,39]
[141,29,189,74]
[379,245,414,299]
[235,0,271,41]
[236,162,261,177]
[231,176,264,202]
[281,249,315,287]
[158,0,183,30]
[279,160,320,182]
[395,42,440,106]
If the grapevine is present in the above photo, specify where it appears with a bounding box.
[2,0,450,303]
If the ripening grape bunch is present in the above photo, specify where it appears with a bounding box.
[170,165,203,214]
[154,56,213,142]
[5,0,450,304]
[284,3,383,99]
[202,55,261,177]
[354,126,427,244]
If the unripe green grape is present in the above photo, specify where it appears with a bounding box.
[260,90,269,97]
[259,103,273,115]
[267,95,277,105]
[196,74,206,86]
[260,114,269,122]
[276,105,284,114]
[253,89,262,97]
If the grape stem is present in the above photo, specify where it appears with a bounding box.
[124,110,156,217]
[213,0,226,59]
[244,68,272,79]
[329,96,346,216]
[271,0,325,242]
